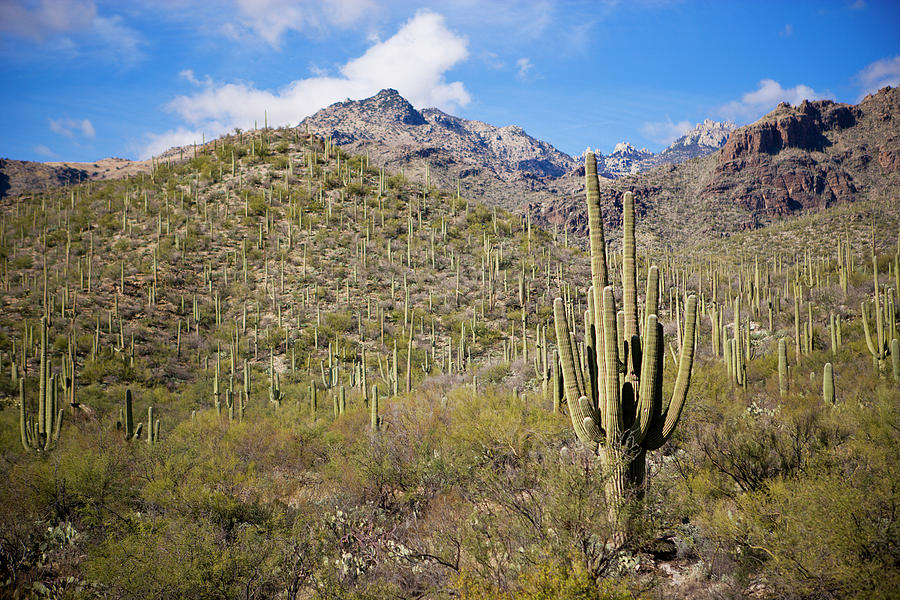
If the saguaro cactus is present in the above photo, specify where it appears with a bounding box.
[823,363,835,404]
[553,153,697,534]
[370,384,381,431]
[777,338,789,397]
[116,388,143,441]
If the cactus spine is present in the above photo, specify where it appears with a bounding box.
[553,154,697,533]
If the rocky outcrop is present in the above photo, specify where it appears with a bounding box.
[300,89,735,209]
[705,154,857,215]
[601,142,654,176]
[707,99,870,215]
[670,119,735,150]
[298,88,584,211]
[719,100,858,162]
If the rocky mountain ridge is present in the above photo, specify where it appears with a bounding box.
[302,89,736,180]
[595,119,737,177]
[533,86,900,247]
[302,88,579,181]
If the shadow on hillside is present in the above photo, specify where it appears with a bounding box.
[0,170,9,200]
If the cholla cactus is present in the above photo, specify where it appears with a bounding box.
[553,153,697,532]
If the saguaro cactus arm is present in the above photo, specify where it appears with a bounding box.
[633,314,661,445]
[600,286,624,441]
[643,294,697,451]
[554,298,602,447]
[861,300,886,359]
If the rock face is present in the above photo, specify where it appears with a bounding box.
[674,118,735,149]
[601,142,654,176]
[719,100,857,162]
[707,98,882,215]
[648,119,736,165]
[299,89,581,210]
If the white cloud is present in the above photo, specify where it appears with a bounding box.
[515,57,533,80]
[779,23,793,37]
[140,126,211,160]
[717,79,829,122]
[481,51,504,70]
[141,10,470,158]
[48,117,95,139]
[0,0,96,40]
[33,144,56,157]
[855,55,900,98]
[640,117,693,145]
[228,0,376,48]
[0,0,143,65]
[179,69,200,85]
[90,15,144,65]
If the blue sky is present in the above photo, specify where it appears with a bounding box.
[1,0,898,162]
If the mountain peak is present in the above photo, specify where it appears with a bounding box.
[611,142,652,157]
[668,119,736,151]
[374,87,401,98]
[361,88,427,126]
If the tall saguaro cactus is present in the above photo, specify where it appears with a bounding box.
[553,153,697,534]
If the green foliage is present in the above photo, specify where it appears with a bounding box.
[457,563,635,600]
[699,393,900,598]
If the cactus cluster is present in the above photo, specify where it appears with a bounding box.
[19,317,64,452]
[116,389,160,443]
[861,250,898,375]
[116,389,143,440]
